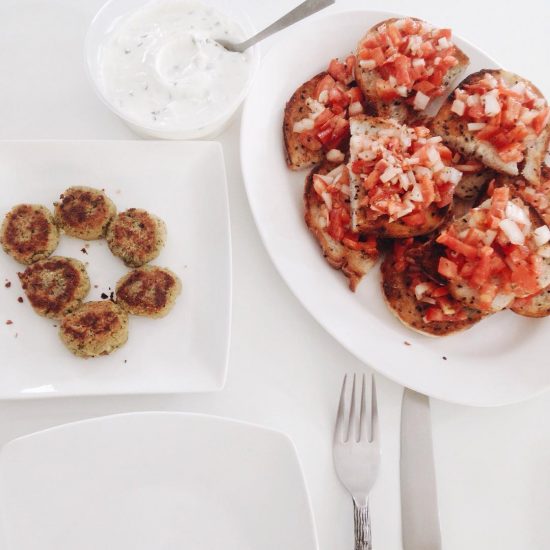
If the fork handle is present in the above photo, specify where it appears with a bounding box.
[353,499,372,550]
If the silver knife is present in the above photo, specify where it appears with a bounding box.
[400,388,442,550]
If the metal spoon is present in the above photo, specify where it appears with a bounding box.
[216,0,335,53]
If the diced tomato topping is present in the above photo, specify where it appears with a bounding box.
[402,211,427,226]
[436,233,478,259]
[356,19,459,107]
[453,74,548,163]
[438,257,458,279]
[314,74,336,100]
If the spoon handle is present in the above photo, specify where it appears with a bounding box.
[237,0,335,52]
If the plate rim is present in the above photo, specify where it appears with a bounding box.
[0,139,232,400]
[239,8,550,407]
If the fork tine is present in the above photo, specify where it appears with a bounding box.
[347,373,357,442]
[334,374,348,442]
[359,373,368,442]
[370,375,379,443]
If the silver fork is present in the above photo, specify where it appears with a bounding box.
[333,373,381,550]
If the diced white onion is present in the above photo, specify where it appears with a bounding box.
[520,108,537,124]
[483,73,498,89]
[340,185,350,197]
[326,149,345,163]
[380,165,400,183]
[306,98,325,117]
[414,283,431,301]
[427,147,440,165]
[359,59,376,70]
[534,225,550,247]
[413,165,432,179]
[389,75,397,87]
[483,90,501,116]
[293,118,314,133]
[437,37,450,50]
[412,57,425,67]
[413,91,430,111]
[538,244,550,258]
[545,152,550,167]
[499,218,525,245]
[432,160,445,173]
[348,101,363,116]
[396,85,408,97]
[510,82,526,95]
[505,201,530,226]
[534,97,547,109]
[409,184,423,202]
[466,94,481,106]
[451,99,465,116]
[440,166,462,184]
[483,230,497,245]
[468,122,487,132]
[399,173,411,190]
[318,90,329,104]
[321,192,333,211]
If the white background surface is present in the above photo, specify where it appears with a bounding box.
[0,1,549,549]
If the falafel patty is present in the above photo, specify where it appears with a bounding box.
[59,301,129,358]
[0,204,59,264]
[18,256,90,319]
[54,186,116,240]
[106,208,166,267]
[116,265,181,318]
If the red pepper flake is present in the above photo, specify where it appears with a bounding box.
[404,341,411,346]
[101,292,108,300]
[4,281,11,288]
[17,297,23,303]
[6,320,13,325]
[442,356,447,361]
[81,247,88,254]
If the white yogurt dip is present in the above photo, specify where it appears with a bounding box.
[97,0,251,131]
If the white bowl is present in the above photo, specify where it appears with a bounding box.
[85,0,260,139]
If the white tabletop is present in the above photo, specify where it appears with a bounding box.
[0,1,549,548]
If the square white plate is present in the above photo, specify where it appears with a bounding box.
[0,140,231,398]
[0,412,318,550]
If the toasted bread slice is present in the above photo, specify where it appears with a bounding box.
[510,287,550,318]
[284,73,327,171]
[305,161,378,291]
[348,116,450,237]
[355,18,469,124]
[442,191,550,312]
[432,70,550,185]
[381,245,484,336]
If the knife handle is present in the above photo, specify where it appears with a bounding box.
[353,499,372,550]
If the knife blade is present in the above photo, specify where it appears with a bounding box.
[400,388,442,550]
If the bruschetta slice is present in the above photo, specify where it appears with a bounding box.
[284,56,367,170]
[355,17,469,123]
[304,160,378,291]
[433,185,550,312]
[381,238,484,336]
[432,70,550,185]
[348,115,463,237]
[510,286,550,318]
